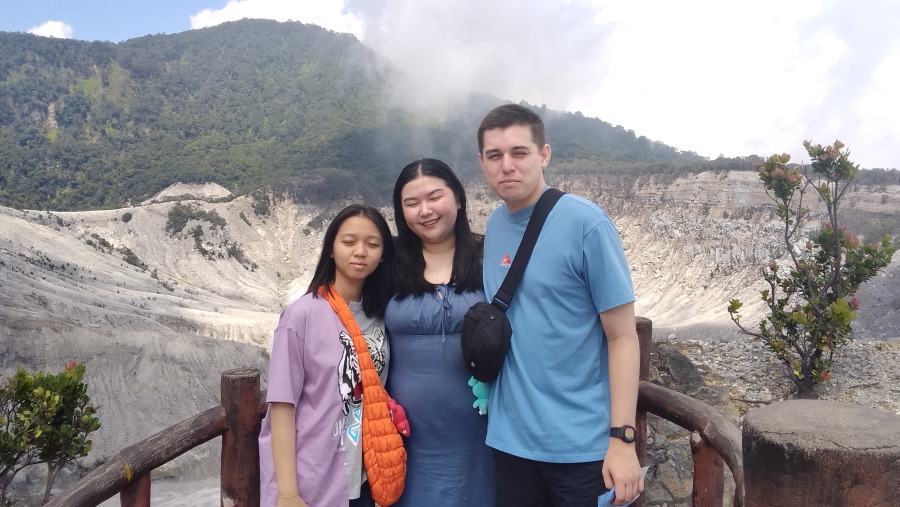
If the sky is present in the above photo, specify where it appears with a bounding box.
[2,0,899,170]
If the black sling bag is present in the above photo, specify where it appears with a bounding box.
[461,188,565,382]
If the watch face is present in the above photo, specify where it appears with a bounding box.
[611,425,636,443]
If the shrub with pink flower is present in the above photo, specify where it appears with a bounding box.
[728,140,896,397]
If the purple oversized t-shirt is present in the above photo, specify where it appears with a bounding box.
[258,293,387,507]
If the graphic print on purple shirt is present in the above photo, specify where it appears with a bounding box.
[338,330,363,415]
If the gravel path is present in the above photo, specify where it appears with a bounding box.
[663,335,900,417]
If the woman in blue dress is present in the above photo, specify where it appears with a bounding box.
[386,158,495,506]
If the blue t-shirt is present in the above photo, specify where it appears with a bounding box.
[482,190,634,463]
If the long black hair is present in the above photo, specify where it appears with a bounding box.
[307,204,394,318]
[392,158,482,298]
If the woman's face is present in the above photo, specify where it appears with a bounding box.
[399,175,460,248]
[331,215,384,290]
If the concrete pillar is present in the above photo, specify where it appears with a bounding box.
[743,399,900,507]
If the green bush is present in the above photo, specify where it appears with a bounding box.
[251,192,270,217]
[0,362,100,505]
[728,141,896,396]
[118,246,146,270]
[166,203,226,235]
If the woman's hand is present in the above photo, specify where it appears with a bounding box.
[277,493,308,507]
[271,403,306,506]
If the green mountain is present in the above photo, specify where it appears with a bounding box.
[1,19,715,211]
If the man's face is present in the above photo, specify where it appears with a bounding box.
[479,124,551,213]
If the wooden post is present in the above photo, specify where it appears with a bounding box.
[119,473,150,507]
[690,432,724,507]
[220,368,262,507]
[633,317,652,507]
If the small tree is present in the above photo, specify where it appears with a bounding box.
[35,362,101,504]
[728,140,896,397]
[0,370,59,506]
[0,363,100,506]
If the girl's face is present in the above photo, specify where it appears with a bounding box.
[400,175,460,247]
[332,215,385,289]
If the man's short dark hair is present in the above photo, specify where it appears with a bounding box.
[477,103,547,153]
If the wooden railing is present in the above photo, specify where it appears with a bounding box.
[632,318,743,507]
[45,368,265,507]
[47,318,745,507]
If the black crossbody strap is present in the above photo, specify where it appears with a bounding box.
[491,188,565,311]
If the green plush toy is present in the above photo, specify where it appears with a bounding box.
[468,376,490,415]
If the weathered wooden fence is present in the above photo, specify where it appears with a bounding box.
[45,368,265,507]
[46,318,745,507]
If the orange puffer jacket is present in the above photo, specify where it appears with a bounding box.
[322,287,406,506]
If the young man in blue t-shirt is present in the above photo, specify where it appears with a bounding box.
[477,104,644,506]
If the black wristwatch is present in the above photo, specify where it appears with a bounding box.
[610,425,636,443]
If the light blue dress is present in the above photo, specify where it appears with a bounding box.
[385,285,495,507]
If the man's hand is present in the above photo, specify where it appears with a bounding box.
[602,439,644,505]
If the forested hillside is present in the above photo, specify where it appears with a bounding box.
[3,19,898,211]
[0,19,714,211]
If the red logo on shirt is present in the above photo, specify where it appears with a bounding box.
[500,253,512,267]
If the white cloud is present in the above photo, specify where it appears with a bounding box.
[27,20,74,39]
[352,0,613,114]
[189,0,363,37]
[185,0,900,169]
[848,44,900,169]
[581,1,845,161]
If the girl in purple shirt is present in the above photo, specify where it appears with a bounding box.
[259,204,394,507]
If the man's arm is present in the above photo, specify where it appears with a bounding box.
[600,302,644,505]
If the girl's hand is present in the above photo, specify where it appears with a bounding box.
[277,494,307,507]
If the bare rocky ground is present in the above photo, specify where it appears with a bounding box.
[1,172,897,506]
